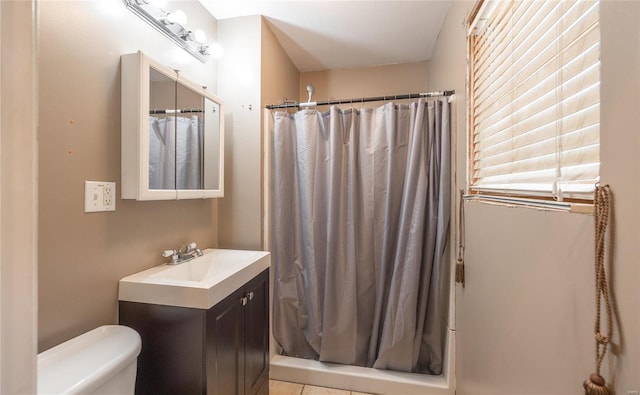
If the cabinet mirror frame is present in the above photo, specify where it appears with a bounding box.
[121,51,225,201]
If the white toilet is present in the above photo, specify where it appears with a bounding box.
[38,325,141,395]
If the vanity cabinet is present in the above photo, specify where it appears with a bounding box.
[121,51,224,200]
[119,269,269,395]
[207,271,269,395]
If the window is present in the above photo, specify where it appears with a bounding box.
[467,0,600,201]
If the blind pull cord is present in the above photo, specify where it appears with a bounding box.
[455,189,466,286]
[583,184,614,395]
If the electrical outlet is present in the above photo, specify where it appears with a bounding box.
[85,181,116,213]
[103,183,114,207]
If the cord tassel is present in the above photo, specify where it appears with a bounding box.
[455,258,465,286]
[584,373,609,395]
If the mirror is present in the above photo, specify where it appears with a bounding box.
[148,67,177,190]
[121,52,224,200]
[174,80,203,190]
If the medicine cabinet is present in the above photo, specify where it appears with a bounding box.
[121,51,224,200]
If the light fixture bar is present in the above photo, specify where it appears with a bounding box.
[123,0,209,63]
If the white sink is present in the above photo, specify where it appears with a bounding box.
[119,248,270,309]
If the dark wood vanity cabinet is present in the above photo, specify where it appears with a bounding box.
[206,270,269,395]
[119,269,269,395]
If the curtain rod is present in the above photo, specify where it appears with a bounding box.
[265,90,455,110]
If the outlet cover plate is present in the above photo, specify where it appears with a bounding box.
[84,181,116,213]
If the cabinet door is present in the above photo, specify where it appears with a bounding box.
[119,302,206,395]
[207,288,245,395]
[244,270,269,395]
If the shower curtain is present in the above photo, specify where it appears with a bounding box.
[149,115,202,189]
[175,115,203,190]
[272,98,451,375]
[149,115,174,189]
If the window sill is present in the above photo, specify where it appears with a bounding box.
[463,194,594,215]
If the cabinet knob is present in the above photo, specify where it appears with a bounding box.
[247,291,254,301]
[240,296,248,306]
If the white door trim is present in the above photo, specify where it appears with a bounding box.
[0,1,38,393]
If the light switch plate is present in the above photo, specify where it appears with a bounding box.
[84,181,116,213]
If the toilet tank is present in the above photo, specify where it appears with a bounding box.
[38,325,141,395]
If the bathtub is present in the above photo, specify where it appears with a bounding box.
[269,328,455,395]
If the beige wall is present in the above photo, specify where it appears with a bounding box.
[38,1,219,351]
[261,18,300,113]
[598,1,640,390]
[428,1,640,394]
[300,62,428,104]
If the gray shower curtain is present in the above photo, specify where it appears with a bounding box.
[272,98,451,375]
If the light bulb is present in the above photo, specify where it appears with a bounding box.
[165,10,187,26]
[193,30,207,44]
[183,30,207,44]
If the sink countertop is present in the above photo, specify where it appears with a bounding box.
[119,248,270,310]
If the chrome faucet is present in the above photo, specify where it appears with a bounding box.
[162,242,203,265]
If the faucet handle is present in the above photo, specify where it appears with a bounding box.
[162,249,176,258]
[185,242,197,252]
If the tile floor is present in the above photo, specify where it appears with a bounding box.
[269,379,375,395]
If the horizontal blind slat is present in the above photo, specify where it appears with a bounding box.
[474,1,562,107]
[475,53,599,134]
[469,0,600,197]
[474,4,598,114]
[474,1,554,90]
[475,2,597,107]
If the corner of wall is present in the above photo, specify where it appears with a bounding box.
[216,15,263,250]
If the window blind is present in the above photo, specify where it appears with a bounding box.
[468,0,600,200]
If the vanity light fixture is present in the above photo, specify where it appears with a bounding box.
[122,0,218,63]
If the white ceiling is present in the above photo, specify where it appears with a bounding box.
[198,1,452,72]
